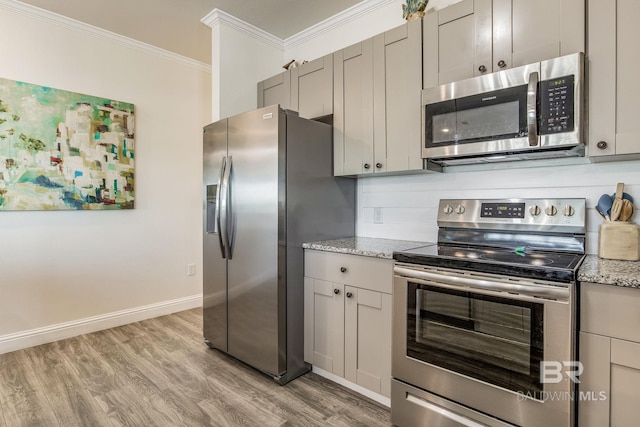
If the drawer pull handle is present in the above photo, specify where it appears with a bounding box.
[346,292,353,298]
[333,288,340,295]
[340,267,347,273]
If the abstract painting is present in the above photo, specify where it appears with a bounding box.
[0,77,134,210]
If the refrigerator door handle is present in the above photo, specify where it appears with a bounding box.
[216,157,227,258]
[225,156,234,259]
[220,155,232,259]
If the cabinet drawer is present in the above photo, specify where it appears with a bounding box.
[581,282,640,342]
[304,250,393,294]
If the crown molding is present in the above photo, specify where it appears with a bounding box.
[284,0,397,49]
[0,0,211,72]
[201,9,284,52]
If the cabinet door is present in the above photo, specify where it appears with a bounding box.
[579,332,611,427]
[344,286,392,397]
[291,55,333,119]
[257,71,291,110]
[588,0,640,158]
[610,339,640,426]
[509,0,584,68]
[304,278,344,376]
[373,20,423,173]
[423,0,492,88]
[333,40,374,176]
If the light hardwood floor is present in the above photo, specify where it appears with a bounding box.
[0,308,391,426]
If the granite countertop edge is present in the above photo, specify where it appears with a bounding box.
[302,236,433,259]
[577,254,640,288]
[303,239,640,288]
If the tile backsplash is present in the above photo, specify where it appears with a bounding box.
[357,159,640,254]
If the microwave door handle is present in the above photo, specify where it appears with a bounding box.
[527,71,539,146]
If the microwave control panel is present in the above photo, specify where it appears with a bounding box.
[539,75,575,135]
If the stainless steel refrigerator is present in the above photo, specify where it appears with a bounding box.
[203,105,355,384]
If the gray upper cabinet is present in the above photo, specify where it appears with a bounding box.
[333,39,375,176]
[257,71,291,110]
[291,55,333,119]
[588,0,640,159]
[334,20,422,177]
[423,0,585,88]
[373,19,423,174]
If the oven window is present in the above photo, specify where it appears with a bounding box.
[407,282,543,396]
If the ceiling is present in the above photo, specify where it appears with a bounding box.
[18,0,365,64]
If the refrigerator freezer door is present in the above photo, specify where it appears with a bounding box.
[203,119,229,352]
[226,105,286,376]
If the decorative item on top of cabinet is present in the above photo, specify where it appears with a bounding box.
[423,0,584,88]
[334,19,424,176]
[588,0,640,161]
[403,0,428,20]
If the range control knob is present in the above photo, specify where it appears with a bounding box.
[456,205,466,215]
[563,205,576,217]
[545,206,558,216]
[529,205,541,216]
[443,204,454,215]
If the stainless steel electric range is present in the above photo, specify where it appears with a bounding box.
[391,198,586,427]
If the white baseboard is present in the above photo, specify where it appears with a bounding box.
[0,294,203,355]
[312,366,391,408]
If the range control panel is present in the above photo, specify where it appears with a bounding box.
[438,198,586,233]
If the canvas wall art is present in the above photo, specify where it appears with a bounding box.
[0,77,135,210]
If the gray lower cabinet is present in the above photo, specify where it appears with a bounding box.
[587,0,640,160]
[334,19,422,176]
[304,250,392,398]
[579,282,640,426]
[257,71,291,110]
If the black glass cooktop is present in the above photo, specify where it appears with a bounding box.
[393,244,585,283]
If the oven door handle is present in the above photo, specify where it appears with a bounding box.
[394,266,569,302]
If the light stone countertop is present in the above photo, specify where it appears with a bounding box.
[577,254,640,288]
[302,237,434,259]
[303,239,640,288]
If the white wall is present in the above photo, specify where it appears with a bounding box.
[0,0,210,350]
[204,10,284,121]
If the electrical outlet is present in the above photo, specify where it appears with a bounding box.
[187,263,196,276]
[373,207,383,224]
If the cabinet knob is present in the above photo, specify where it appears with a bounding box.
[478,65,487,73]
[346,292,353,298]
[364,163,370,169]
[497,60,507,68]
[375,163,382,169]
[333,288,340,295]
[596,140,608,150]
[340,266,347,273]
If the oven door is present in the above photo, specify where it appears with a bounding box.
[392,264,575,427]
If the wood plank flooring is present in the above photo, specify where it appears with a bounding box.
[0,309,391,426]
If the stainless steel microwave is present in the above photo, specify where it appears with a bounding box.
[422,53,584,166]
